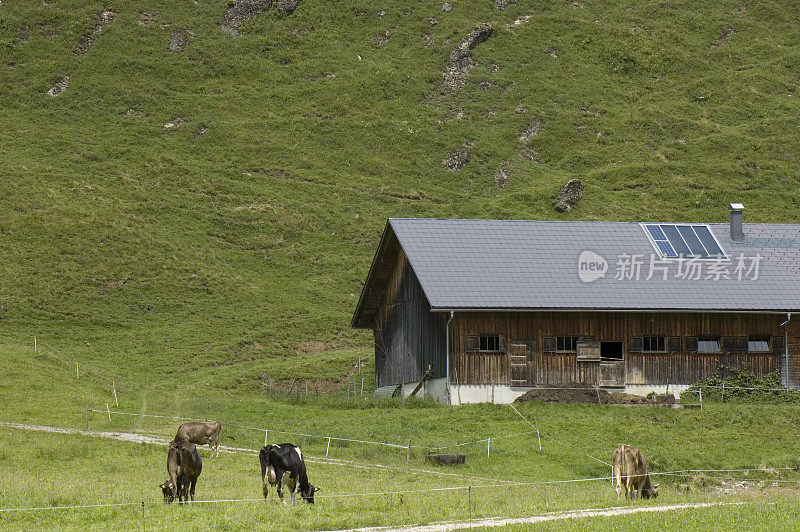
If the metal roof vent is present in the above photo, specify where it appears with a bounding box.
[729,203,744,243]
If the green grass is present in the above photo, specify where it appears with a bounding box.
[2,0,800,527]
[3,345,800,529]
[2,0,800,393]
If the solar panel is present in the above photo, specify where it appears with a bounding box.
[677,225,709,258]
[655,240,678,258]
[646,224,666,241]
[693,226,724,257]
[661,225,692,256]
[642,223,726,259]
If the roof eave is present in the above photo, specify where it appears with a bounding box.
[350,220,394,329]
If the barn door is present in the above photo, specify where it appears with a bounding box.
[509,341,531,387]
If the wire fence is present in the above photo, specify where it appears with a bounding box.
[1,466,799,514]
[85,407,542,456]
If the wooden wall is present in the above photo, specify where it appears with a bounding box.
[450,311,789,387]
[373,254,446,388]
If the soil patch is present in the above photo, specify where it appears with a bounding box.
[515,382,675,405]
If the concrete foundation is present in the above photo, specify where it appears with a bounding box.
[385,379,692,405]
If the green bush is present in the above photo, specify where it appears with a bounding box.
[682,366,800,403]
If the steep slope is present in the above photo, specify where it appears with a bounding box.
[1,0,799,391]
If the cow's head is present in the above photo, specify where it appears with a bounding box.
[301,485,320,504]
[160,480,175,503]
[643,482,659,499]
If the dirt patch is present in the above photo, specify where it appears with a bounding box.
[15,25,30,44]
[138,13,156,26]
[297,340,325,354]
[515,382,676,405]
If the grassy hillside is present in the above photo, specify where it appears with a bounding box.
[2,0,800,390]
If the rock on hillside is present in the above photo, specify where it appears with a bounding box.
[444,23,493,89]
[555,178,583,212]
[221,0,301,35]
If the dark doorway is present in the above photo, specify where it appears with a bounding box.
[601,341,623,360]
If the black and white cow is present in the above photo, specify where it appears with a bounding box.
[259,443,320,504]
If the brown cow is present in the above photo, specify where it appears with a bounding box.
[165,439,202,503]
[612,444,659,500]
[174,421,231,458]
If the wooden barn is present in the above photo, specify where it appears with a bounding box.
[352,206,800,404]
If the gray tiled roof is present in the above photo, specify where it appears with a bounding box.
[389,218,800,312]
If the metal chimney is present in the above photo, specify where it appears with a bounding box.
[729,203,744,242]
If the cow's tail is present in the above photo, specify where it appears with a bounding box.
[221,429,236,441]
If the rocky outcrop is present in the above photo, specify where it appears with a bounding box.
[495,162,510,188]
[221,0,272,35]
[168,29,193,53]
[443,23,493,89]
[441,145,471,171]
[518,119,542,142]
[73,10,116,55]
[277,0,300,14]
[47,76,70,97]
[221,0,300,34]
[493,0,517,9]
[554,178,583,212]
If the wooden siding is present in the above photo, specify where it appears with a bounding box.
[374,255,446,387]
[788,318,800,388]
[450,312,788,387]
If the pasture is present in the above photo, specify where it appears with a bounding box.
[2,341,800,530]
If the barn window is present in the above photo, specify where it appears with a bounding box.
[600,341,623,360]
[556,336,578,352]
[747,337,771,352]
[479,334,500,352]
[642,336,666,352]
[697,338,721,353]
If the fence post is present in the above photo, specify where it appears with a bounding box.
[264,430,268,447]
[113,379,119,407]
[537,429,542,451]
[686,469,691,511]
[34,336,37,353]
[698,388,703,410]
[361,378,364,398]
[77,362,79,379]
[141,500,145,532]
[721,382,725,402]
[407,439,411,464]
[326,437,331,457]
[487,437,491,458]
[106,403,111,422]
[85,406,89,430]
[468,485,472,526]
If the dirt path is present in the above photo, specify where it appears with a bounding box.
[335,501,741,531]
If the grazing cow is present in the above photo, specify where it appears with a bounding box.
[174,421,232,458]
[259,443,320,504]
[612,444,659,500]
[166,439,203,503]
